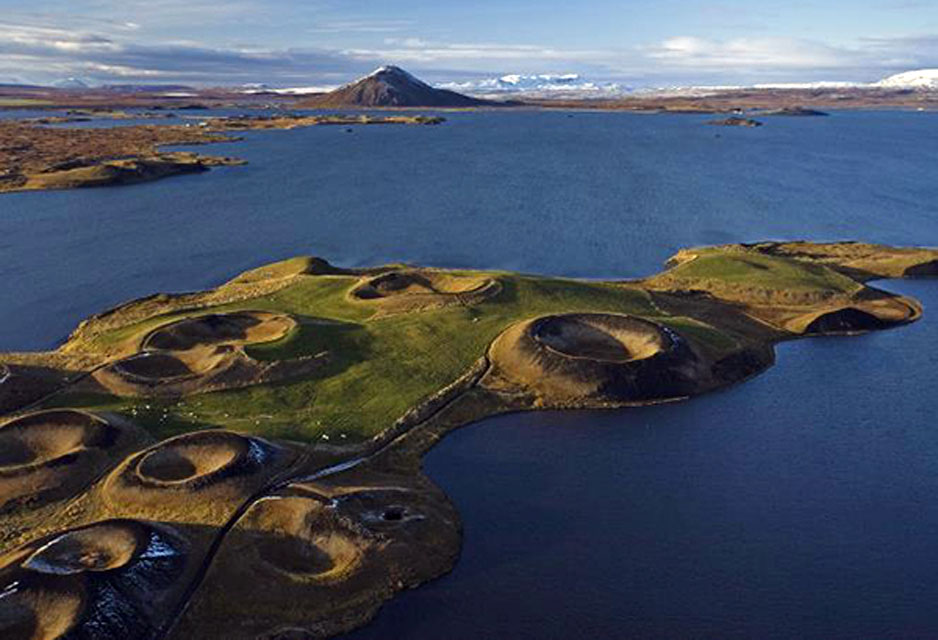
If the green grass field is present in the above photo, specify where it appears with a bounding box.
[49,270,702,442]
[662,251,862,294]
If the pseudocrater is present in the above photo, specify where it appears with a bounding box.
[0,519,189,640]
[532,313,668,362]
[134,431,255,488]
[142,311,295,352]
[251,497,366,583]
[488,312,703,405]
[0,410,114,470]
[0,410,125,510]
[23,521,146,576]
[93,311,301,398]
[350,269,501,312]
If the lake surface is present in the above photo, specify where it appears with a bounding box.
[3,110,938,638]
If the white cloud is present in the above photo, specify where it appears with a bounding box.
[647,36,848,69]
[0,8,937,88]
[308,19,414,35]
[0,14,370,85]
[341,38,607,71]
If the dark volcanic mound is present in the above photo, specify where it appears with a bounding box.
[804,307,893,334]
[300,66,488,108]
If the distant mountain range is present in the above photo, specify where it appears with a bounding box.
[445,68,938,98]
[438,74,627,99]
[6,67,938,101]
[298,66,489,108]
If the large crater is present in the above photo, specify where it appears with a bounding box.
[142,311,295,352]
[132,430,261,489]
[0,410,116,472]
[488,313,702,404]
[111,351,200,382]
[108,345,238,383]
[531,314,668,363]
[248,497,366,583]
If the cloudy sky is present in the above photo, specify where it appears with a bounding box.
[1,0,937,88]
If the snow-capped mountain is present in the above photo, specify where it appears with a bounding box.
[439,73,628,98]
[874,69,938,90]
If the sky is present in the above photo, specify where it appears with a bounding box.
[1,0,938,88]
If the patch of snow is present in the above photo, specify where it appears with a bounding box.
[139,531,179,560]
[875,69,938,90]
[752,81,859,89]
[298,456,365,482]
[0,581,20,599]
[242,85,337,95]
[367,65,426,87]
[23,534,78,575]
[246,438,271,464]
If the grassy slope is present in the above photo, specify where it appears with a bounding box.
[49,270,728,443]
[664,252,862,294]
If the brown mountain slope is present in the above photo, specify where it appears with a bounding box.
[299,65,490,108]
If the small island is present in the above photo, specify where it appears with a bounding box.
[708,116,764,127]
[1,241,937,639]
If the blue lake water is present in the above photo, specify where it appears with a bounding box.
[3,110,937,350]
[2,110,938,638]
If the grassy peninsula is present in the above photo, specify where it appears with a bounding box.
[0,241,936,639]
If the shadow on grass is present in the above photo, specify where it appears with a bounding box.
[247,317,373,369]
